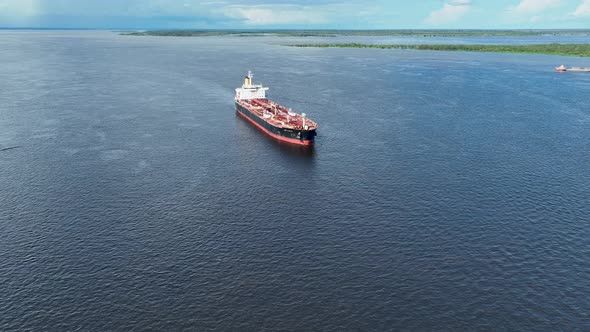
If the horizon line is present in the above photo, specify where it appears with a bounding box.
[3,27,590,31]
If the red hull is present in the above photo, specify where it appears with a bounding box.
[237,110,314,146]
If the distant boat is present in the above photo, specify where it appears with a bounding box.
[555,65,590,72]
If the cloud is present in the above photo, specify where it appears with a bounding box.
[33,0,211,17]
[0,0,370,26]
[573,0,590,17]
[448,0,471,5]
[504,0,562,24]
[221,4,327,25]
[219,1,375,26]
[509,0,561,14]
[22,0,362,17]
[0,0,39,16]
[425,0,472,25]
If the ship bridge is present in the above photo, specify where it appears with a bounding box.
[235,71,269,100]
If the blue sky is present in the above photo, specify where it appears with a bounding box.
[1,0,589,29]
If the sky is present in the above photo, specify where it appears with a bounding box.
[0,0,589,29]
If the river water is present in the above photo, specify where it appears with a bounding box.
[1,31,589,331]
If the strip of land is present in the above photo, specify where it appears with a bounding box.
[122,30,590,38]
[289,43,590,57]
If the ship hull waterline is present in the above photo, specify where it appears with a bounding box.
[235,102,317,146]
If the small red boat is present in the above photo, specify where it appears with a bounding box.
[555,64,567,72]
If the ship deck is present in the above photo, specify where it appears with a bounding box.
[236,98,318,131]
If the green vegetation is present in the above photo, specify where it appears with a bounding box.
[121,29,590,57]
[289,43,590,57]
[122,29,590,38]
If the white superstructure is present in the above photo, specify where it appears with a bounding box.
[235,71,269,101]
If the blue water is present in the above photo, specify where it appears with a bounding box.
[1,31,589,331]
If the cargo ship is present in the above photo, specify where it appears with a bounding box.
[235,71,317,145]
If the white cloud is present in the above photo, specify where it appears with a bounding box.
[504,0,563,24]
[0,0,216,17]
[0,0,377,27]
[0,0,39,16]
[573,0,590,17]
[425,0,471,25]
[222,5,326,25]
[510,0,561,14]
[0,1,363,24]
[449,0,471,5]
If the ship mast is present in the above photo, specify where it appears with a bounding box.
[302,113,307,130]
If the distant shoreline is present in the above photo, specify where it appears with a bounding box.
[288,43,590,58]
[120,29,590,38]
